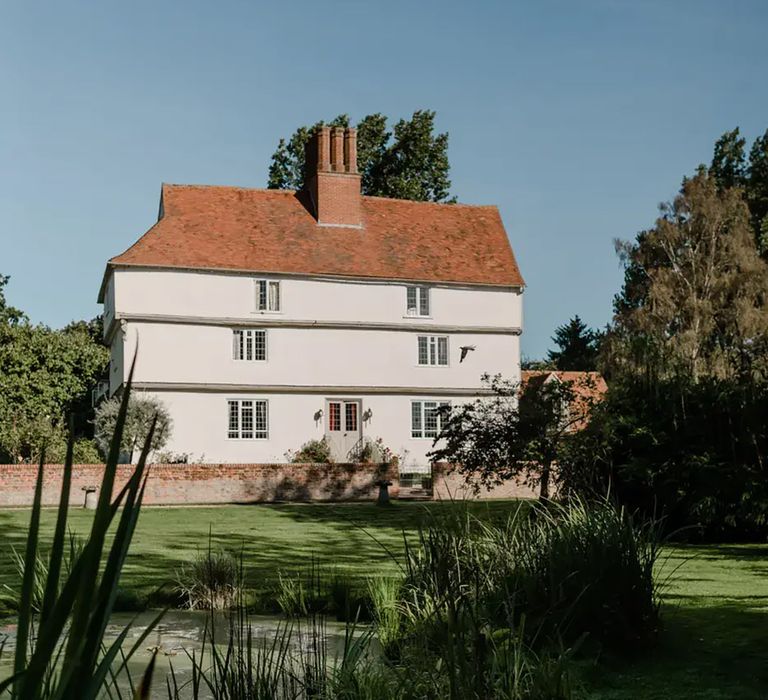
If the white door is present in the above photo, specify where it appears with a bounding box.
[325,399,362,462]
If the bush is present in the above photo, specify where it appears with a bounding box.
[175,547,241,610]
[286,437,332,463]
[391,498,661,654]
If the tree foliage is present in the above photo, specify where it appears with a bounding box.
[565,161,768,540]
[0,317,109,462]
[268,110,453,202]
[0,274,26,326]
[94,394,172,461]
[607,170,768,384]
[546,316,601,371]
[710,127,768,252]
[429,373,600,499]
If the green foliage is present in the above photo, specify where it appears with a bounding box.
[710,127,747,190]
[710,126,768,253]
[0,319,108,462]
[430,373,599,499]
[0,370,163,698]
[94,393,172,460]
[287,436,332,463]
[0,274,26,327]
[561,377,768,540]
[747,129,768,252]
[546,316,601,371]
[394,500,660,654]
[608,170,768,383]
[175,545,241,610]
[268,110,454,202]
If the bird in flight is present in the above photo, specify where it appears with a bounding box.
[459,345,476,363]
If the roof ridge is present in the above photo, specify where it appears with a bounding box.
[162,183,497,210]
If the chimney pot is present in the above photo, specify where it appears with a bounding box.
[304,122,361,227]
[344,127,358,174]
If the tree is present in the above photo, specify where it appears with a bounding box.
[710,127,747,190]
[546,316,601,371]
[0,274,26,327]
[747,129,768,252]
[267,110,454,202]
[94,394,172,461]
[428,373,600,499]
[607,170,768,383]
[710,126,768,254]
[0,322,109,462]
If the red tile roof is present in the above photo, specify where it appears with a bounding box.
[105,184,524,288]
[521,371,608,402]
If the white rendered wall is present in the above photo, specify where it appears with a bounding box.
[105,267,523,464]
[140,390,472,467]
[120,322,519,390]
[111,268,522,329]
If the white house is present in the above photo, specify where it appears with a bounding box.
[98,126,525,466]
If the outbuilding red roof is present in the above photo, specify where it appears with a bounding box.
[106,184,524,288]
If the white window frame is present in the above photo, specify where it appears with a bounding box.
[406,285,431,317]
[232,329,268,362]
[417,335,449,366]
[255,279,281,313]
[227,398,269,440]
[411,400,451,439]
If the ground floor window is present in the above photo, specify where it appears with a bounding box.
[227,399,268,439]
[411,400,451,438]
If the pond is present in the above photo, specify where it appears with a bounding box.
[0,609,359,698]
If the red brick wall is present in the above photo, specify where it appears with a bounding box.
[431,463,539,500]
[0,462,399,507]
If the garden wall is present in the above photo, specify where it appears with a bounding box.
[431,463,539,500]
[0,462,399,507]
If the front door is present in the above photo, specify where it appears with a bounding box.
[325,399,362,462]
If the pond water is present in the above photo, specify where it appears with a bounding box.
[0,610,359,698]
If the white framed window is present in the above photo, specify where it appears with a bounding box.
[411,400,451,439]
[232,329,267,361]
[227,399,268,439]
[406,286,430,316]
[255,280,281,312]
[417,335,449,366]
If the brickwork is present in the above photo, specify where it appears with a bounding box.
[0,462,399,507]
[431,463,539,500]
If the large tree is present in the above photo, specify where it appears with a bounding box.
[267,110,453,202]
[0,277,109,462]
[710,127,768,253]
[607,170,768,384]
[0,323,109,461]
[546,315,601,371]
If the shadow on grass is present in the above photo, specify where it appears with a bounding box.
[585,602,768,700]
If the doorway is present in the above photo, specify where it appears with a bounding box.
[325,399,362,462]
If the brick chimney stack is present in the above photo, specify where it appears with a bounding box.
[305,126,362,227]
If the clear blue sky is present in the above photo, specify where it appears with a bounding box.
[1,0,766,359]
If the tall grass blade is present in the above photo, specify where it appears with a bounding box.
[40,422,74,626]
[13,448,46,692]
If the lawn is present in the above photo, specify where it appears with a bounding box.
[0,501,766,698]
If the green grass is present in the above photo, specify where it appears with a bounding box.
[0,501,766,698]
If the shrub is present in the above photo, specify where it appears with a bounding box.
[175,546,241,610]
[286,437,332,463]
[393,498,661,654]
[94,393,173,461]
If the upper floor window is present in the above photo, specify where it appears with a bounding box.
[232,329,267,361]
[227,399,268,439]
[256,280,281,312]
[406,286,430,316]
[411,400,451,438]
[418,335,448,366]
